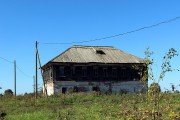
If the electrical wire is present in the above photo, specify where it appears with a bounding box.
[0,56,13,64]
[16,65,32,78]
[0,56,32,78]
[39,15,180,45]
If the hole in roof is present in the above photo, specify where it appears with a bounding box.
[96,50,105,55]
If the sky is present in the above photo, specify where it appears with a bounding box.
[0,0,180,94]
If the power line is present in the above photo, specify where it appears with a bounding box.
[39,15,180,45]
[16,65,32,78]
[0,56,32,78]
[0,56,13,63]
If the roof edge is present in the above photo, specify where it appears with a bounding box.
[72,45,114,48]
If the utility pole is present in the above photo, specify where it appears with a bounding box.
[37,50,47,97]
[14,60,16,97]
[35,41,38,98]
[33,76,35,97]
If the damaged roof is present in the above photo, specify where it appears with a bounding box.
[43,46,145,66]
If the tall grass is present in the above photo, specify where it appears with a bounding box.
[0,92,180,120]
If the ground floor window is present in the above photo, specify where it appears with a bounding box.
[62,87,67,94]
[92,87,100,92]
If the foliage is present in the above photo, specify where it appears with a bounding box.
[126,47,179,120]
[0,111,7,120]
[144,47,178,82]
[149,82,161,94]
[144,48,178,120]
[4,89,13,97]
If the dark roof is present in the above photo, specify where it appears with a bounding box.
[43,46,145,68]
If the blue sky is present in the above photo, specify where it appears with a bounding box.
[0,0,180,94]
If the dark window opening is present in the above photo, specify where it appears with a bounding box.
[58,67,64,76]
[82,67,87,77]
[62,87,67,94]
[64,66,71,76]
[98,67,103,78]
[92,87,100,92]
[94,68,98,77]
[112,68,117,78]
[75,66,82,76]
[103,68,108,78]
[96,50,105,55]
[108,67,112,77]
[87,66,93,78]
[73,86,79,92]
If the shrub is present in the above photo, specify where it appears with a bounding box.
[149,82,161,95]
[4,89,13,97]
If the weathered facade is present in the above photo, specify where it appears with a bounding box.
[42,46,147,95]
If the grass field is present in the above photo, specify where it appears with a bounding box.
[0,92,180,120]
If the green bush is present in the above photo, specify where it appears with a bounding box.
[4,89,13,97]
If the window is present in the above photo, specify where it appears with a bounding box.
[122,67,126,78]
[64,66,71,76]
[82,67,87,77]
[112,68,117,78]
[94,68,98,77]
[75,66,82,76]
[96,50,105,55]
[92,87,100,92]
[58,67,64,76]
[108,67,112,77]
[103,68,108,78]
[98,67,103,77]
[62,87,67,94]
[87,66,93,77]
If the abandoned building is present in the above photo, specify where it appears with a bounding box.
[42,45,147,95]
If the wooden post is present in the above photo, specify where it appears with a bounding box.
[14,60,16,97]
[35,41,38,98]
[33,76,35,97]
[37,49,47,97]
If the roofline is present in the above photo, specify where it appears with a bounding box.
[72,45,115,48]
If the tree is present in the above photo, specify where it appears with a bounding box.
[144,48,178,120]
[149,82,161,94]
[144,48,178,83]
[4,89,13,97]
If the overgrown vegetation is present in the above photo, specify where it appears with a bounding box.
[0,93,179,120]
[0,48,179,120]
[144,48,179,120]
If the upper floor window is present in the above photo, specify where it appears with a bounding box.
[58,67,64,76]
[82,67,87,77]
